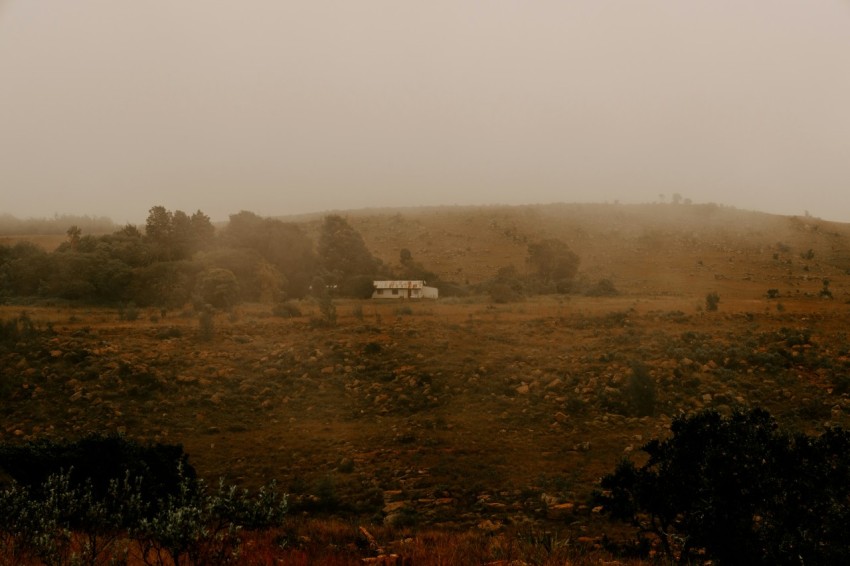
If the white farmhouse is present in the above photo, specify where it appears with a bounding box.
[372,280,439,300]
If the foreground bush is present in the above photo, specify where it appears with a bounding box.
[0,435,287,566]
[596,408,850,564]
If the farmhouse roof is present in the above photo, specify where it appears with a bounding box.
[373,280,427,289]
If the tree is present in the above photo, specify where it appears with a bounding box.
[190,209,215,249]
[145,206,214,261]
[396,247,437,282]
[223,211,316,298]
[705,291,720,311]
[66,225,82,251]
[317,215,378,291]
[195,268,239,308]
[526,239,579,292]
[596,408,850,564]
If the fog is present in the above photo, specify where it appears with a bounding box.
[1,1,849,224]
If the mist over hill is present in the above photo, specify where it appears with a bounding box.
[286,202,850,298]
[4,201,850,305]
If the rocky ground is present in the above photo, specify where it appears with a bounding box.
[3,293,849,545]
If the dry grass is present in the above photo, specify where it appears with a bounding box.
[4,203,850,562]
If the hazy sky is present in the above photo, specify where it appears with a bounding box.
[1,1,849,224]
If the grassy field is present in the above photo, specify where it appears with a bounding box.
[3,203,850,562]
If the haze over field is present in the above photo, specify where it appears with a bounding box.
[1,1,849,224]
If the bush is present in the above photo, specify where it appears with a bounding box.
[489,283,522,304]
[0,434,193,505]
[585,278,619,297]
[198,309,215,341]
[118,302,140,321]
[0,312,51,351]
[596,408,850,564]
[625,362,655,417]
[271,301,302,318]
[705,291,720,311]
[0,435,287,566]
[310,294,337,328]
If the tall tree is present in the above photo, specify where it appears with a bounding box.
[145,206,174,261]
[317,215,378,285]
[222,211,315,298]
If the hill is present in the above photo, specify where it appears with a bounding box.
[290,202,850,299]
[2,201,850,563]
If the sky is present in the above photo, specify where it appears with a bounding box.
[1,1,849,224]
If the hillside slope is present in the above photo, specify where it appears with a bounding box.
[291,203,850,300]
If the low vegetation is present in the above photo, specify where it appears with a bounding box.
[598,408,850,564]
[2,202,850,563]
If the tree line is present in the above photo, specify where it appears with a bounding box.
[1,205,587,308]
[0,207,395,308]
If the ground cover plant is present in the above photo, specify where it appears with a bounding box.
[2,203,850,563]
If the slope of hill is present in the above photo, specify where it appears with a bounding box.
[292,202,850,300]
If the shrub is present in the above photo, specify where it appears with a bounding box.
[0,436,287,566]
[489,283,521,304]
[118,302,140,321]
[310,294,337,328]
[0,312,51,351]
[705,291,720,311]
[585,278,619,297]
[198,309,215,341]
[596,408,850,564]
[0,434,193,505]
[272,301,302,318]
[625,362,655,417]
[134,467,287,566]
